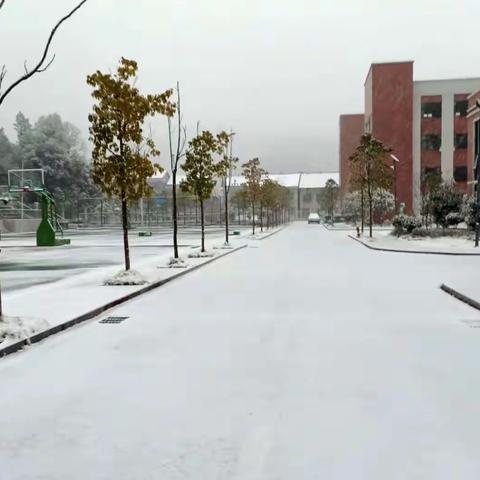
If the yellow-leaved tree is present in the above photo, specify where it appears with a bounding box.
[87,57,175,271]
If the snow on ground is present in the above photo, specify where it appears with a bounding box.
[0,315,49,345]
[0,225,250,347]
[358,229,479,254]
[104,269,148,285]
[2,224,480,478]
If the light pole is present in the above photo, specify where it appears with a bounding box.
[390,154,400,212]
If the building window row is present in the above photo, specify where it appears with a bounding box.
[420,133,468,151]
[421,100,468,119]
[422,165,468,182]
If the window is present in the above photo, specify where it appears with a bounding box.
[316,193,321,204]
[455,133,468,149]
[303,193,312,203]
[421,102,442,118]
[454,166,468,182]
[421,134,441,150]
[455,100,468,117]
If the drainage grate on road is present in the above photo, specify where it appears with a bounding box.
[99,316,129,324]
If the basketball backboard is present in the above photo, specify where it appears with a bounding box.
[8,169,45,192]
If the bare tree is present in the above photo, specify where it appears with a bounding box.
[167,82,187,259]
[0,0,88,318]
[0,0,88,107]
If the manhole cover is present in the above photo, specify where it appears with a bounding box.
[99,316,129,324]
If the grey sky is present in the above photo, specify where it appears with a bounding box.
[0,0,479,174]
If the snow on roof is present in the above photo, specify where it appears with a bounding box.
[268,174,301,187]
[230,175,246,186]
[299,172,339,189]
[230,173,339,189]
[166,174,187,186]
[230,174,300,188]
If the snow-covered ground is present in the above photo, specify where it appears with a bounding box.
[356,229,479,254]
[1,223,480,478]
[0,225,250,347]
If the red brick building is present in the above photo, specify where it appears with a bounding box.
[339,114,364,195]
[340,61,480,213]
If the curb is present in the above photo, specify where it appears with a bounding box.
[246,226,287,241]
[0,244,247,359]
[258,226,286,240]
[348,235,480,256]
[440,284,480,311]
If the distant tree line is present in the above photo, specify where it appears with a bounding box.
[0,112,97,199]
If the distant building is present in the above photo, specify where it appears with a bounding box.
[230,172,339,219]
[339,61,480,213]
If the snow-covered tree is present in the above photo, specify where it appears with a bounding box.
[321,178,339,221]
[87,57,175,270]
[349,134,393,237]
[430,182,463,228]
[215,131,238,244]
[372,188,394,224]
[181,130,218,252]
[242,158,265,234]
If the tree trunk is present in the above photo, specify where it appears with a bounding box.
[360,187,365,233]
[368,184,373,238]
[121,196,130,271]
[252,201,256,235]
[260,203,264,232]
[224,184,229,244]
[200,198,205,252]
[172,170,179,258]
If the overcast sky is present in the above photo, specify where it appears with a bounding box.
[0,0,479,174]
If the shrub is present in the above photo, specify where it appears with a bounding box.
[392,214,422,235]
[445,211,464,228]
[462,195,479,231]
[430,182,463,228]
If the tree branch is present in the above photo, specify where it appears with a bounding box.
[0,65,6,90]
[0,0,88,106]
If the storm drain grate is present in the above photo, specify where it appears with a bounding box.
[99,316,129,324]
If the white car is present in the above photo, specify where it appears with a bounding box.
[307,213,320,224]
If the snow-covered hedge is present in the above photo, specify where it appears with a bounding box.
[392,214,422,235]
[445,211,464,228]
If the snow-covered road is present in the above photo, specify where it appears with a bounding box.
[2,223,480,479]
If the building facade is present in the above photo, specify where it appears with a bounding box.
[339,114,364,195]
[340,61,480,213]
